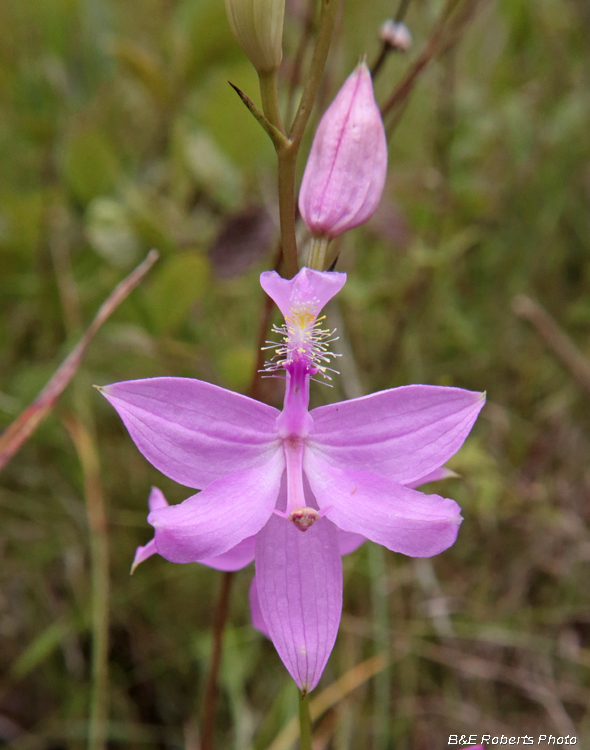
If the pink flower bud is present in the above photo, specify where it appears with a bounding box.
[298,61,387,239]
[379,20,412,52]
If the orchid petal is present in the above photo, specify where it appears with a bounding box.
[149,449,284,562]
[255,513,342,694]
[131,487,169,573]
[199,535,256,571]
[99,377,280,489]
[260,268,346,320]
[248,577,270,638]
[133,489,256,572]
[336,467,457,556]
[407,466,459,489]
[305,452,462,557]
[338,529,366,556]
[131,539,158,574]
[309,385,485,486]
[147,486,169,511]
[132,535,256,573]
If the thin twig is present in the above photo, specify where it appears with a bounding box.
[380,0,482,121]
[289,0,339,146]
[413,639,580,735]
[200,571,235,750]
[284,0,317,129]
[513,294,590,396]
[0,250,159,471]
[371,0,413,78]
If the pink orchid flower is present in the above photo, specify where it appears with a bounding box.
[99,268,484,693]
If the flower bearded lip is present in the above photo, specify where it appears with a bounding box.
[100,266,485,693]
[260,267,346,380]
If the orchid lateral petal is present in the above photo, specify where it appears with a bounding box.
[132,534,256,573]
[255,513,342,693]
[407,466,459,489]
[99,377,280,489]
[149,449,284,562]
[131,539,158,574]
[199,535,256,571]
[132,488,256,572]
[309,385,485,486]
[260,268,346,319]
[147,486,168,511]
[336,467,457,556]
[248,576,270,638]
[131,487,169,573]
[305,452,463,558]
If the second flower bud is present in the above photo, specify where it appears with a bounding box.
[299,61,388,241]
[224,0,285,74]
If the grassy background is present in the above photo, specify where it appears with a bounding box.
[1,0,589,748]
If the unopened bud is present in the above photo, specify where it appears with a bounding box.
[224,0,285,74]
[379,20,412,52]
[288,507,319,531]
[298,62,387,240]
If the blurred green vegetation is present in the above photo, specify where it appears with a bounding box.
[1,0,590,748]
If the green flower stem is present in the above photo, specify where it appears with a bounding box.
[298,691,313,750]
[64,415,109,750]
[259,70,285,135]
[289,0,339,145]
[307,235,330,271]
[275,0,340,278]
[277,147,300,278]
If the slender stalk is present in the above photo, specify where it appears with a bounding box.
[200,571,235,750]
[368,544,391,750]
[284,0,317,129]
[306,235,330,271]
[289,0,339,145]
[371,0,413,78]
[48,207,113,750]
[513,294,590,396]
[0,250,158,471]
[65,417,109,750]
[276,149,300,278]
[380,0,481,121]
[275,0,340,278]
[259,70,285,134]
[298,692,313,750]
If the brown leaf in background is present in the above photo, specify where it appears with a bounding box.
[208,206,275,279]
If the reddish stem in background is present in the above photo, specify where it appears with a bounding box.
[200,571,235,750]
[199,247,282,748]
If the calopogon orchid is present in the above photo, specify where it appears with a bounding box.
[298,62,388,240]
[99,268,484,694]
